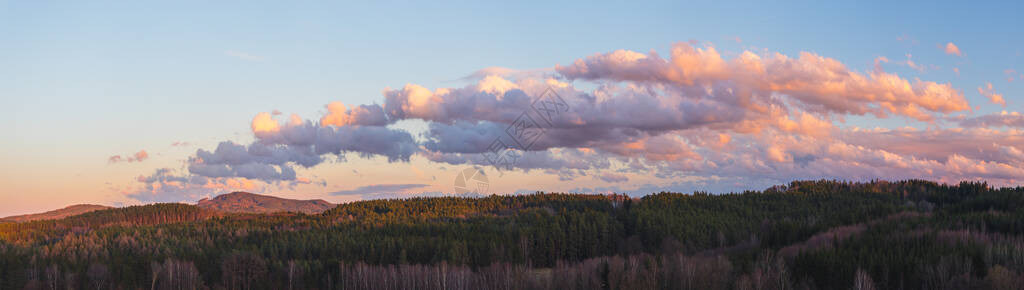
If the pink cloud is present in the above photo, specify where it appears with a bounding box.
[904,53,925,72]
[319,102,388,127]
[841,127,1024,167]
[959,111,1024,128]
[978,82,1006,107]
[873,56,889,73]
[129,41,1024,201]
[251,112,281,137]
[944,42,962,56]
[556,42,969,121]
[126,168,263,202]
[596,172,629,183]
[109,150,149,164]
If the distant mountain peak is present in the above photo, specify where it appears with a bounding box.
[196,192,334,214]
[1,204,112,223]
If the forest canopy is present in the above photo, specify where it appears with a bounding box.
[1,179,1023,289]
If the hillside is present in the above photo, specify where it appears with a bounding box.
[197,191,334,214]
[1,180,1022,289]
[0,204,111,222]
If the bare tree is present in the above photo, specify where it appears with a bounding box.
[221,252,267,290]
[87,263,110,290]
[287,260,302,290]
[151,261,163,290]
[747,251,793,290]
[852,268,876,290]
[159,259,203,290]
[45,264,60,290]
[659,254,731,290]
[921,255,975,290]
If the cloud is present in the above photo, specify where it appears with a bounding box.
[959,111,1024,128]
[679,129,1024,186]
[944,42,962,56]
[839,127,1024,168]
[109,150,149,163]
[330,183,431,196]
[189,117,418,181]
[596,172,629,183]
[1005,69,1022,83]
[873,56,889,73]
[320,102,389,127]
[902,53,928,72]
[978,82,1006,106]
[130,41,1024,202]
[555,43,969,121]
[251,112,282,139]
[127,109,418,202]
[126,168,260,203]
[134,150,150,161]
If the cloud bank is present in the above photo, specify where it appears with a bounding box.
[127,42,1023,202]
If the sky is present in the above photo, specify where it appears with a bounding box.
[2,0,1023,216]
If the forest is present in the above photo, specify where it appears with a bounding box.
[1,179,1023,289]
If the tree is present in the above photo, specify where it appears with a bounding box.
[87,263,110,290]
[287,260,302,290]
[44,264,59,290]
[151,261,162,290]
[222,252,267,290]
[852,268,875,290]
[158,259,203,290]
[985,266,1021,290]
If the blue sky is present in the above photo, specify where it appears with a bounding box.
[1,0,1022,216]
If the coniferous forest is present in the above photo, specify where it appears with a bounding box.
[2,180,1024,289]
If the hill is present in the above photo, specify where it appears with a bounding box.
[197,191,334,214]
[0,204,111,222]
[1,180,1021,289]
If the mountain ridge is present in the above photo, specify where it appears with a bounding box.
[196,191,335,214]
[2,192,336,222]
[0,204,112,223]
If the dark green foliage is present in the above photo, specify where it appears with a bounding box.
[0,179,1023,289]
